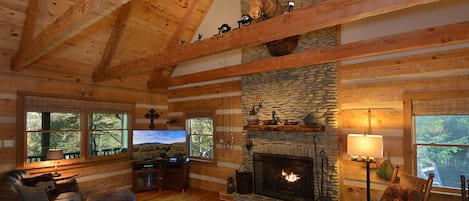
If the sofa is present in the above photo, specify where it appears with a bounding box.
[0,170,82,201]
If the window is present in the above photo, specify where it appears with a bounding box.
[186,115,214,160]
[405,91,469,190]
[26,112,81,162]
[21,95,132,165]
[88,113,128,156]
[415,115,469,188]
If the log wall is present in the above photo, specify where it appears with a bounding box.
[167,78,243,192]
[0,58,168,198]
[339,47,469,201]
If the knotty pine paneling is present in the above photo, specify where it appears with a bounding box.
[339,109,403,129]
[0,98,16,115]
[215,113,243,127]
[341,49,469,83]
[215,149,243,164]
[35,0,74,35]
[0,124,16,138]
[340,75,469,104]
[169,97,242,112]
[168,80,241,99]
[0,74,158,102]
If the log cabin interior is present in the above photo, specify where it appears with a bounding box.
[1,0,468,200]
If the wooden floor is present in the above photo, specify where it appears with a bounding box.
[135,188,219,201]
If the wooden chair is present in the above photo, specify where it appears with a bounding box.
[462,175,468,201]
[381,165,434,201]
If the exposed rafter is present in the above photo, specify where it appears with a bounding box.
[19,0,40,49]
[11,0,131,71]
[169,21,469,86]
[93,0,440,82]
[95,1,133,73]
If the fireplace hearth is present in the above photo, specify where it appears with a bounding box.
[254,153,314,201]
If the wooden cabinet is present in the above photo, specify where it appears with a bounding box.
[132,159,189,192]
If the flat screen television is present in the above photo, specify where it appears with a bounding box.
[132,130,187,161]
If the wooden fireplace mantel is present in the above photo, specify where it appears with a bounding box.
[243,125,325,132]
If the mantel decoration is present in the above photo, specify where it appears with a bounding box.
[247,106,260,125]
[144,108,160,129]
[303,113,315,126]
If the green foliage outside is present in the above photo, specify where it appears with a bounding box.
[415,115,469,188]
[188,117,214,159]
[89,113,128,156]
[26,112,128,162]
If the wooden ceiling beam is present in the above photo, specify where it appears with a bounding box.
[95,1,133,73]
[11,0,131,71]
[19,0,40,49]
[93,0,440,82]
[169,21,469,86]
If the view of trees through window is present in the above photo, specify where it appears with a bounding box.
[415,115,469,188]
[26,112,128,163]
[27,112,81,162]
[187,116,214,159]
[88,113,128,156]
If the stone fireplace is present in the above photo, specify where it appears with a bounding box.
[238,59,339,201]
[238,1,338,200]
[254,153,315,201]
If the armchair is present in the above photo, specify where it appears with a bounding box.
[380,165,434,201]
[0,170,81,201]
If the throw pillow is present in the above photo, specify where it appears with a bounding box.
[36,180,57,199]
[380,184,421,201]
[17,185,50,201]
[22,173,54,187]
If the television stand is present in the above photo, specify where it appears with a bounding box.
[132,159,189,192]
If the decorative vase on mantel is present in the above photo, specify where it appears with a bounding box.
[247,106,259,125]
[303,113,316,126]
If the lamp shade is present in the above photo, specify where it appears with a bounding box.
[47,149,64,160]
[347,134,383,158]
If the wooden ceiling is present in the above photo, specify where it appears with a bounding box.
[3,0,212,90]
[2,0,468,91]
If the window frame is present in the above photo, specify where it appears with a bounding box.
[404,90,469,193]
[186,112,215,161]
[16,93,133,169]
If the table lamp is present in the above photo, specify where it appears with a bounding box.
[347,134,383,201]
[47,149,64,177]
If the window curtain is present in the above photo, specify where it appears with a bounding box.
[412,97,469,115]
[25,96,133,113]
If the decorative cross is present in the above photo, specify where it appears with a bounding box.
[144,108,159,129]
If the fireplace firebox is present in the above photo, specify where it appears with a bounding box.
[254,153,314,201]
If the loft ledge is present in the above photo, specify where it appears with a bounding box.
[243,125,325,132]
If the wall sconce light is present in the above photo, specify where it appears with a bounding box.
[47,149,64,177]
[347,134,383,201]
